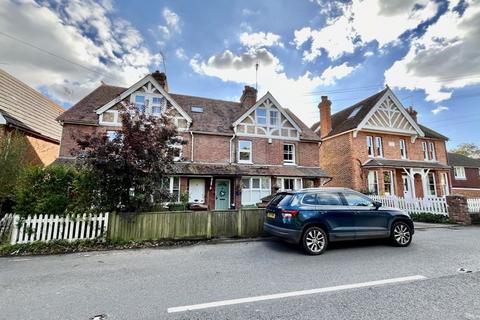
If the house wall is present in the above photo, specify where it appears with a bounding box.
[59,123,98,157]
[2,125,59,166]
[319,132,354,188]
[452,188,480,198]
[451,167,480,188]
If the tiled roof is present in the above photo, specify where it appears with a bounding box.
[173,162,330,178]
[447,153,480,168]
[58,83,320,140]
[311,88,448,140]
[363,158,451,169]
[0,68,64,141]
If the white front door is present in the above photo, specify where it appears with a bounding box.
[189,178,205,203]
[402,175,412,198]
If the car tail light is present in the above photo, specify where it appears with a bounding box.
[281,209,299,219]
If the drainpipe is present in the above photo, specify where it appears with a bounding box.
[189,130,194,162]
[229,127,237,164]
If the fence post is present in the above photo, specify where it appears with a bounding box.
[10,215,19,245]
[206,211,212,239]
[446,195,471,225]
[237,209,242,237]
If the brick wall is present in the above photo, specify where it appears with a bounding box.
[193,134,231,163]
[451,167,480,188]
[319,133,354,188]
[451,188,480,198]
[59,123,98,157]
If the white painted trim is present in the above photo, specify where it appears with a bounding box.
[232,92,302,133]
[167,275,426,313]
[95,74,192,123]
[321,129,356,141]
[237,140,252,164]
[356,88,424,137]
[452,187,480,191]
[0,113,6,125]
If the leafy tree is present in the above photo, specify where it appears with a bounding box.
[450,143,480,159]
[75,103,183,213]
[0,130,28,214]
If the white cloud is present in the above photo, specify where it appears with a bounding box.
[175,48,187,60]
[190,49,357,126]
[241,8,260,16]
[0,0,160,105]
[295,0,438,61]
[385,0,480,102]
[431,105,449,115]
[240,32,283,49]
[163,8,181,33]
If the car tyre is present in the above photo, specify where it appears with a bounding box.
[390,221,412,247]
[302,226,328,255]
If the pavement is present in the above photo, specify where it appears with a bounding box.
[1,226,480,320]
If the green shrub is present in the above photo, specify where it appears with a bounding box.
[14,165,97,218]
[410,212,454,224]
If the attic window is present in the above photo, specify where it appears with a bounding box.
[348,106,362,119]
[191,105,204,113]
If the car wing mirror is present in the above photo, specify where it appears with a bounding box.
[373,201,382,210]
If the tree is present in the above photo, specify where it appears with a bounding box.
[450,143,480,159]
[75,103,183,213]
[0,130,28,214]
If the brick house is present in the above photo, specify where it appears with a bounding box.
[447,152,480,197]
[312,87,451,198]
[57,71,330,210]
[0,68,63,165]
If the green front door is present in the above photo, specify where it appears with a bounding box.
[215,179,230,210]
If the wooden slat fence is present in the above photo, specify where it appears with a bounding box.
[0,213,14,240]
[467,198,480,213]
[10,213,109,245]
[108,209,266,241]
[370,195,448,215]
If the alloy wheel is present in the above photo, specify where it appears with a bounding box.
[393,223,411,245]
[305,229,326,253]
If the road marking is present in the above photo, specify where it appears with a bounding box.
[168,275,426,313]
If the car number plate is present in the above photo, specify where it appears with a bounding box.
[267,212,276,219]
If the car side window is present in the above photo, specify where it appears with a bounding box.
[316,192,343,206]
[301,193,317,205]
[343,193,373,207]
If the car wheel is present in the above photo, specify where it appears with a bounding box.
[302,226,328,255]
[391,221,412,247]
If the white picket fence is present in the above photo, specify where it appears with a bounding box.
[467,198,480,213]
[10,213,109,245]
[370,195,448,215]
[0,213,14,239]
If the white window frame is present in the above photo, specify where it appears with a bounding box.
[276,177,303,191]
[399,139,407,159]
[283,144,296,165]
[368,170,379,195]
[269,110,279,127]
[131,92,166,115]
[256,107,267,125]
[383,170,394,196]
[422,141,429,160]
[162,177,180,203]
[454,166,466,179]
[106,130,117,141]
[427,172,437,196]
[99,109,121,126]
[375,137,383,158]
[429,142,436,161]
[170,143,183,162]
[440,172,449,196]
[241,176,271,206]
[238,140,252,163]
[366,136,374,157]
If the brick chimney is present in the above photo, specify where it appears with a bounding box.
[406,106,418,122]
[319,96,332,138]
[152,70,169,92]
[240,86,257,108]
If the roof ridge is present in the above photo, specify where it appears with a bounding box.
[170,92,241,105]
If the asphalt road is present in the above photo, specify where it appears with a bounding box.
[1,226,480,320]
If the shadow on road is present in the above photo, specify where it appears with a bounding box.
[262,238,391,255]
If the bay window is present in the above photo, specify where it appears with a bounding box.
[161,177,180,202]
[241,177,271,205]
[276,177,302,191]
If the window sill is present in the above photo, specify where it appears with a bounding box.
[283,162,297,166]
[238,161,253,165]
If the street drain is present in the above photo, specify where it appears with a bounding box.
[458,267,473,273]
[90,314,107,320]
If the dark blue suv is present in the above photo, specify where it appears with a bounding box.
[263,188,414,255]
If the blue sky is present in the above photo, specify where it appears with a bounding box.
[0,0,479,148]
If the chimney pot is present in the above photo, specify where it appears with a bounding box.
[240,85,257,108]
[152,70,169,92]
[318,96,332,138]
[406,106,418,122]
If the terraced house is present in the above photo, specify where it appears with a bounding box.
[312,87,451,198]
[57,71,330,210]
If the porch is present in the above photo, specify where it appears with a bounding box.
[171,163,331,210]
[362,159,451,198]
